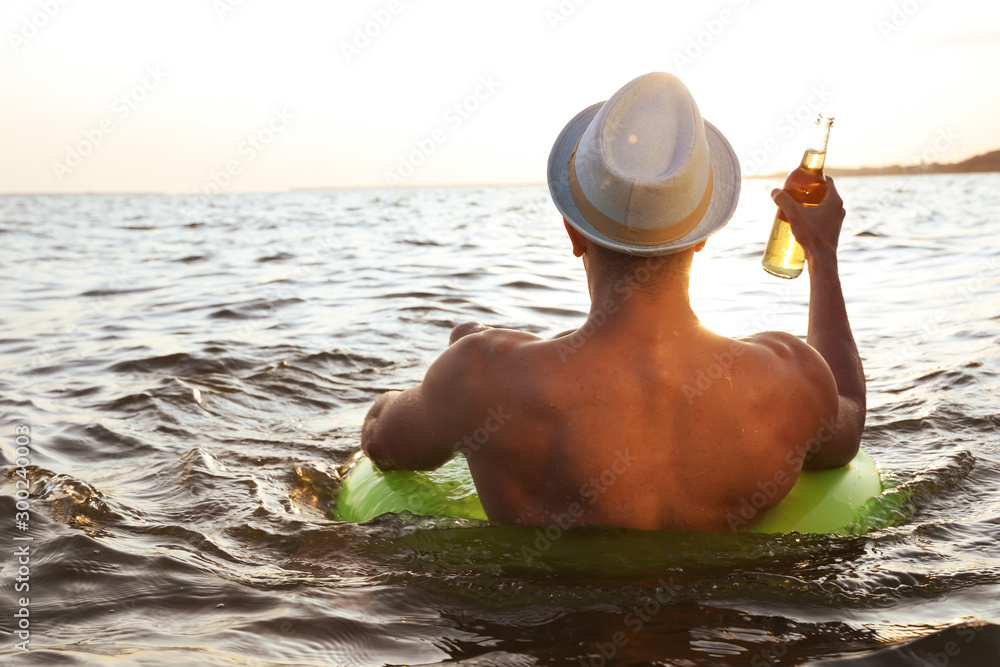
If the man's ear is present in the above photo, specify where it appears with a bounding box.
[693,239,707,253]
[563,219,586,258]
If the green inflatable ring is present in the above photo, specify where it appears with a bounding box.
[334,449,883,534]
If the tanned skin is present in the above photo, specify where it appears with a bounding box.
[361,178,865,532]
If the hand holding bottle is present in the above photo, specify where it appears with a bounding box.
[762,114,834,278]
[770,177,846,268]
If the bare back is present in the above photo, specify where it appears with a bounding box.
[433,325,839,532]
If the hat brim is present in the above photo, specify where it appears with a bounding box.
[547,102,742,256]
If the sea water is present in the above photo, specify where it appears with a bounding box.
[1,174,999,665]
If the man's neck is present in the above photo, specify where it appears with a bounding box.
[585,262,701,339]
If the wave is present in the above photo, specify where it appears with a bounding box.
[812,622,1000,666]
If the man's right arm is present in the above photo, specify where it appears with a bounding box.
[772,177,866,469]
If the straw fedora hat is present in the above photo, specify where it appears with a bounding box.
[548,72,741,256]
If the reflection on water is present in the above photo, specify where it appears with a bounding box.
[1,175,999,665]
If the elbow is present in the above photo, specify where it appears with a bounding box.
[803,401,865,470]
[360,392,400,468]
[802,438,859,470]
[361,420,397,472]
[362,426,403,471]
[360,422,383,464]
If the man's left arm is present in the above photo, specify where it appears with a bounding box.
[773,179,865,469]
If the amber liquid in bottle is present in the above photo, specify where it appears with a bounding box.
[762,115,833,279]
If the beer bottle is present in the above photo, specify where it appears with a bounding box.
[762,114,834,279]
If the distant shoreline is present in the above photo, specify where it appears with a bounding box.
[748,148,1000,180]
[2,150,999,196]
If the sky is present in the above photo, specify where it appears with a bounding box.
[1,0,998,194]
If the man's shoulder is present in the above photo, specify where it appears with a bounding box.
[739,330,811,356]
[416,329,540,449]
[447,327,542,362]
[735,331,830,379]
[704,331,838,431]
[423,328,541,395]
[732,330,840,436]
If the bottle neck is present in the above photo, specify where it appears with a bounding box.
[801,114,833,171]
[800,149,826,171]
